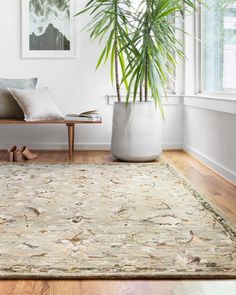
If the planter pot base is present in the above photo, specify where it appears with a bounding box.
[111,102,163,162]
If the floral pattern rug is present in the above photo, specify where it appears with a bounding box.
[0,163,235,279]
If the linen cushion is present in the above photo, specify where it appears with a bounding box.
[8,87,64,121]
[0,77,38,119]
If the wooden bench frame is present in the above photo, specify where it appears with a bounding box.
[0,119,102,158]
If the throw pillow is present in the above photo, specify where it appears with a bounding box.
[8,87,64,121]
[0,77,38,119]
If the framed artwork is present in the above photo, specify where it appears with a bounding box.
[22,0,76,58]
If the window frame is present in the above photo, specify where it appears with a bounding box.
[197,2,236,97]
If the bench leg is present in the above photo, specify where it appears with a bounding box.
[66,123,75,158]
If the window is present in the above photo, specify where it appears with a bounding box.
[202,0,236,94]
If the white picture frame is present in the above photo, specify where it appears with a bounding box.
[22,0,76,59]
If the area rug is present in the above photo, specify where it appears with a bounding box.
[0,163,235,279]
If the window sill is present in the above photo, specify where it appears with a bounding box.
[189,94,236,102]
[107,94,181,105]
[184,95,236,114]
[107,94,236,114]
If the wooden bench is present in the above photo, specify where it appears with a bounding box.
[0,119,102,158]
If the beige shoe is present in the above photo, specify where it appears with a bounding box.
[7,145,17,162]
[21,146,38,160]
[13,148,25,162]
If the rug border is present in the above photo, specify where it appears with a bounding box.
[0,162,235,280]
[163,163,236,240]
[0,272,235,280]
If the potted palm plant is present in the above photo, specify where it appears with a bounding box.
[77,0,198,162]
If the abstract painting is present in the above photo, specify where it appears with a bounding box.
[22,0,76,58]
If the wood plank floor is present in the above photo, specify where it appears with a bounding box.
[0,150,235,295]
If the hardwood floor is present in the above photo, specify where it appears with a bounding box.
[0,150,235,295]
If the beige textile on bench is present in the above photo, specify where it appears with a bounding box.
[0,119,102,158]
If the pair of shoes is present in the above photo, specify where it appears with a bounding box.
[7,146,38,162]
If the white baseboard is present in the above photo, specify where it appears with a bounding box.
[183,144,236,185]
[0,143,182,151]
[0,143,111,151]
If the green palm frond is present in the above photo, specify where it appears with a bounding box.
[76,0,201,115]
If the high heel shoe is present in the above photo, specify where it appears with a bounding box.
[13,148,25,162]
[21,146,38,160]
[7,145,17,162]
[7,146,38,162]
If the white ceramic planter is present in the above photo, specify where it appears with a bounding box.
[111,102,163,162]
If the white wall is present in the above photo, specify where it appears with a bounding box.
[183,105,236,184]
[183,106,236,183]
[1,1,235,184]
[0,0,183,150]
[182,8,236,184]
